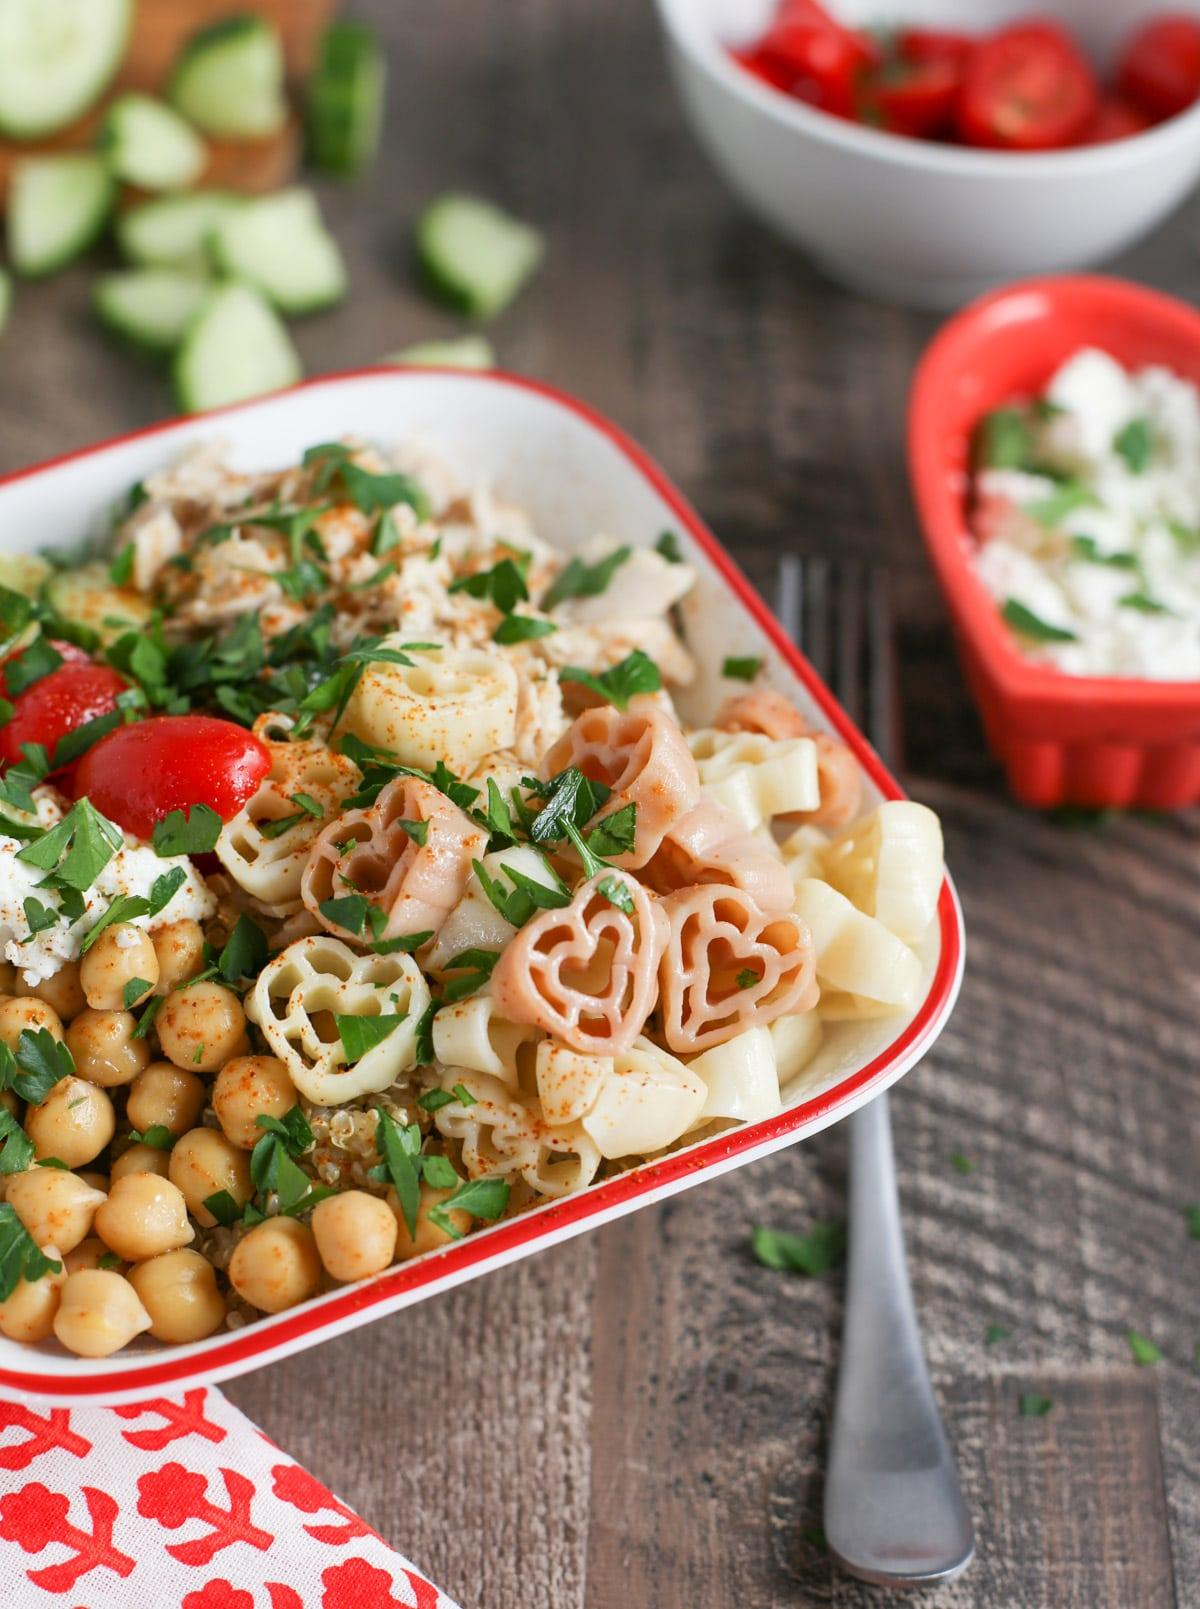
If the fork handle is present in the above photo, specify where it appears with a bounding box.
[823,1093,975,1587]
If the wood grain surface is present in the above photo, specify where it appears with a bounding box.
[0,2,1197,1605]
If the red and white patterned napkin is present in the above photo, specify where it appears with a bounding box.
[0,1388,462,1609]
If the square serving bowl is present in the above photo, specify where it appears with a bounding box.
[0,369,963,1404]
[909,274,1200,809]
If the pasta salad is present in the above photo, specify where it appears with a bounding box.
[0,438,944,1356]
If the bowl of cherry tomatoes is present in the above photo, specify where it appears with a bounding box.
[653,0,1200,307]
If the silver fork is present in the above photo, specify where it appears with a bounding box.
[776,555,975,1589]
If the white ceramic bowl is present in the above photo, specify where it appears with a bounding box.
[654,0,1200,308]
[0,369,963,1403]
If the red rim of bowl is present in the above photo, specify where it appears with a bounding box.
[909,273,1200,720]
[0,367,963,1396]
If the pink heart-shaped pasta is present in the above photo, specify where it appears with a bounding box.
[490,872,668,1054]
[539,702,699,868]
[717,688,862,829]
[658,883,818,1053]
[641,799,794,912]
[302,776,486,942]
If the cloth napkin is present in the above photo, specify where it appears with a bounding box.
[0,1388,461,1609]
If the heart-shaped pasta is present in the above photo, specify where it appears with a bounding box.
[216,721,361,912]
[427,1068,603,1199]
[539,703,699,868]
[818,801,943,943]
[657,884,818,1053]
[687,730,819,831]
[303,776,486,943]
[716,688,862,829]
[641,798,794,912]
[490,872,668,1054]
[432,991,542,1089]
[339,640,519,773]
[246,934,430,1104]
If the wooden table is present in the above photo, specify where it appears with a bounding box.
[1,3,1198,1603]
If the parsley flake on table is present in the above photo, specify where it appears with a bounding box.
[1186,1203,1200,1240]
[1126,1329,1161,1366]
[751,1221,846,1275]
[985,1323,1009,1346]
[1018,1393,1053,1418]
[949,1151,974,1175]
[474,855,570,928]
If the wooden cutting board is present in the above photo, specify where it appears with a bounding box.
[0,0,335,207]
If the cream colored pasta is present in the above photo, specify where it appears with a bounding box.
[339,641,519,772]
[432,992,541,1088]
[422,846,562,975]
[579,1037,706,1160]
[688,1026,782,1125]
[819,801,943,943]
[247,935,430,1104]
[688,730,820,830]
[769,1010,824,1085]
[792,877,923,1016]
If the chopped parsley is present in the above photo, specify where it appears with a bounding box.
[584,802,637,860]
[336,1012,406,1063]
[541,546,631,611]
[17,798,123,890]
[1119,590,1172,615]
[0,1202,62,1301]
[1069,535,1140,570]
[79,867,186,954]
[418,1088,456,1112]
[441,947,500,1002]
[372,930,433,955]
[367,1107,460,1235]
[109,545,136,586]
[655,531,684,564]
[1023,480,1099,527]
[122,977,153,1009]
[722,656,762,682]
[397,817,429,847]
[151,803,223,857]
[127,1124,176,1151]
[217,914,269,983]
[559,648,661,711]
[975,406,1033,471]
[526,766,611,847]
[0,1109,34,1175]
[318,893,387,941]
[4,638,64,697]
[597,874,634,914]
[22,898,60,938]
[0,1029,75,1105]
[1113,417,1152,473]
[427,1175,510,1239]
[493,613,556,645]
[735,968,758,990]
[473,855,570,928]
[303,441,430,519]
[1186,1203,1200,1240]
[1001,600,1078,644]
[449,556,529,613]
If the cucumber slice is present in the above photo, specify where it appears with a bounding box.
[101,93,207,192]
[115,190,239,269]
[94,268,211,356]
[46,562,151,644]
[209,189,346,315]
[0,0,131,141]
[0,552,51,599]
[173,282,301,414]
[8,154,115,278]
[389,335,496,370]
[307,21,385,177]
[169,16,286,139]
[415,194,543,320]
[0,269,10,335]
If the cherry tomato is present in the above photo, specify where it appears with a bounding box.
[72,715,271,839]
[858,57,961,139]
[755,0,879,118]
[0,645,127,774]
[1082,96,1152,144]
[957,23,1098,149]
[1117,15,1200,122]
[897,28,976,68]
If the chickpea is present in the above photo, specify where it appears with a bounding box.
[228,1216,321,1314]
[389,1182,470,1260]
[94,1172,194,1262]
[66,1009,151,1088]
[53,1269,152,1356]
[312,1190,397,1283]
[151,919,206,993]
[24,1077,114,1169]
[79,924,160,1012]
[0,995,64,1051]
[212,1056,297,1149]
[110,1142,171,1182]
[127,1062,206,1138]
[6,1169,105,1255]
[0,1250,66,1342]
[157,982,246,1074]
[169,1128,252,1226]
[17,961,86,1021]
[64,1236,123,1275]
[129,1249,226,1343]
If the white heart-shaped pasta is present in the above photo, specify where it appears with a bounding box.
[770,1009,823,1085]
[688,1026,782,1125]
[580,1037,706,1160]
[779,823,831,885]
[216,726,360,911]
[427,1068,600,1198]
[687,730,819,830]
[339,639,518,773]
[819,801,943,943]
[792,878,923,1016]
[246,935,430,1105]
[535,1041,611,1127]
[715,690,862,828]
[432,992,542,1089]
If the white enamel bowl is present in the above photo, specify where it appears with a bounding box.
[0,369,963,1404]
[653,0,1200,308]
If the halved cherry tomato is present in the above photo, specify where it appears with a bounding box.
[956,22,1098,149]
[858,56,961,139]
[0,643,127,774]
[1117,15,1200,122]
[897,27,975,68]
[72,715,271,839]
[756,0,879,118]
[1082,95,1152,144]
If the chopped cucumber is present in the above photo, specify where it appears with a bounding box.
[0,553,51,599]
[0,0,131,141]
[173,282,301,414]
[209,189,346,315]
[415,194,543,320]
[46,562,152,643]
[8,155,115,278]
[389,335,496,370]
[0,269,10,335]
[169,16,286,139]
[115,190,239,269]
[94,268,211,356]
[101,93,207,192]
[307,21,385,177]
